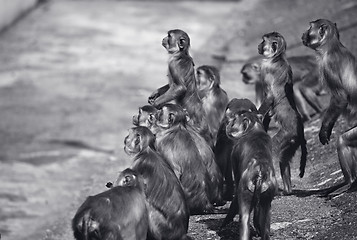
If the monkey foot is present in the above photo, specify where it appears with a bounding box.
[327,183,351,198]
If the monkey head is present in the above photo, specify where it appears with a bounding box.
[225,98,258,121]
[115,168,145,189]
[258,32,287,59]
[162,29,190,54]
[301,19,340,50]
[196,65,220,91]
[241,63,261,85]
[133,105,157,128]
[226,112,264,139]
[155,104,187,129]
[124,126,155,156]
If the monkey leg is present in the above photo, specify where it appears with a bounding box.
[254,199,272,240]
[330,127,357,196]
[239,196,251,240]
[293,83,311,121]
[277,135,300,195]
[221,196,238,229]
[300,86,323,114]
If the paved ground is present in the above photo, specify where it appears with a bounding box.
[0,0,357,239]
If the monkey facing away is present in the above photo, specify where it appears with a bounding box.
[221,107,278,240]
[258,32,307,195]
[302,19,357,196]
[72,168,148,240]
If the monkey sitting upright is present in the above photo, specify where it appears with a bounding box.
[221,103,278,240]
[302,19,357,196]
[196,65,229,144]
[258,32,307,195]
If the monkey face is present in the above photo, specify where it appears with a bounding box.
[226,114,251,139]
[241,63,260,84]
[124,128,143,155]
[226,112,263,139]
[156,104,187,129]
[124,127,155,156]
[133,106,157,128]
[302,19,339,50]
[162,29,190,54]
[258,32,286,58]
[196,68,213,91]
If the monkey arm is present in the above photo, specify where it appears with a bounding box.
[148,84,170,104]
[319,92,348,145]
[258,94,274,117]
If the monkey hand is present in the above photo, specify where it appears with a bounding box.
[148,91,160,105]
[319,126,331,145]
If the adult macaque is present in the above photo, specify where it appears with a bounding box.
[154,103,224,212]
[241,55,325,121]
[221,108,278,240]
[119,126,189,239]
[72,168,148,240]
[148,29,213,146]
[214,98,259,200]
[302,19,357,196]
[196,65,229,143]
[258,32,307,195]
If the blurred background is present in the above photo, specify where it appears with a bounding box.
[0,0,356,240]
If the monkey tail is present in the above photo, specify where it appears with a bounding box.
[299,136,308,178]
[249,165,263,209]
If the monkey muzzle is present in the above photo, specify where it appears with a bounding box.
[301,32,310,47]
[258,43,264,55]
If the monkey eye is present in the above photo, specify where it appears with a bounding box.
[168,113,174,124]
[148,114,154,122]
[272,42,278,52]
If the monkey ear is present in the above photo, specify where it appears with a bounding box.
[251,63,260,71]
[257,113,264,122]
[178,37,186,50]
[319,25,327,37]
[272,42,278,53]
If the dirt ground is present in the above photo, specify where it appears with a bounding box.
[0,0,357,239]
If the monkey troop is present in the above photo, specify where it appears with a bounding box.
[72,23,356,240]
[302,19,357,196]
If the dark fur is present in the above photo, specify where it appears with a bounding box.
[221,110,277,240]
[148,29,213,146]
[72,168,148,240]
[258,32,307,194]
[196,65,229,144]
[302,19,357,196]
[153,103,218,214]
[241,55,325,121]
[123,126,189,240]
[214,98,258,201]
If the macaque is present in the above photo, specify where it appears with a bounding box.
[302,19,357,196]
[72,168,148,240]
[221,108,278,240]
[148,29,213,146]
[196,65,229,143]
[258,32,307,194]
